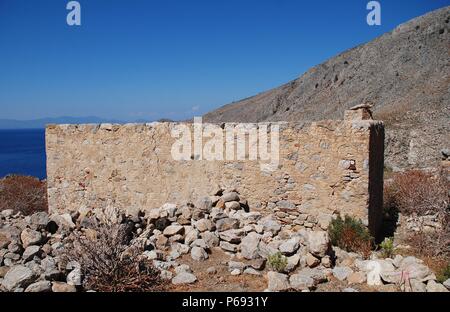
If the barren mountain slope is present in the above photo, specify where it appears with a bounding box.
[204,7,450,169]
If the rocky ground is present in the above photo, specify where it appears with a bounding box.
[0,188,449,292]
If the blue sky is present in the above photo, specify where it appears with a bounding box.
[0,0,448,121]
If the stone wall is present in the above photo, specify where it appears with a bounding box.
[45,109,384,236]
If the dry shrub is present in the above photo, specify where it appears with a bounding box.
[328,215,373,259]
[385,170,447,216]
[385,169,449,259]
[64,222,165,292]
[0,175,47,215]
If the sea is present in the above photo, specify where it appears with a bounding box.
[0,129,46,180]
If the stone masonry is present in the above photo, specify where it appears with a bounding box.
[45,107,384,237]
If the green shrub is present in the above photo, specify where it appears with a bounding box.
[379,237,395,258]
[437,264,450,283]
[267,252,288,273]
[328,215,373,258]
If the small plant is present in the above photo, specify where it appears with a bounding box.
[379,237,395,258]
[328,215,373,258]
[63,222,165,292]
[437,263,450,283]
[267,252,288,273]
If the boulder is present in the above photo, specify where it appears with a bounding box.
[443,279,450,290]
[306,231,330,258]
[290,274,314,290]
[25,280,52,292]
[0,232,11,249]
[219,241,238,253]
[163,225,184,236]
[279,237,301,255]
[172,272,197,285]
[225,201,241,210]
[219,230,242,244]
[267,271,290,292]
[195,197,213,212]
[22,246,40,262]
[240,232,261,260]
[29,212,50,230]
[191,246,208,261]
[195,219,215,232]
[426,280,449,292]
[51,282,77,292]
[200,231,220,248]
[67,268,82,286]
[20,228,42,248]
[1,265,36,291]
[221,192,240,203]
[216,218,240,232]
[305,253,320,268]
[260,218,281,235]
[332,266,353,281]
[347,272,366,284]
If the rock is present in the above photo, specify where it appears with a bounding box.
[174,264,192,275]
[143,250,165,261]
[216,218,240,232]
[163,225,184,236]
[307,231,330,257]
[0,266,9,278]
[206,267,217,274]
[240,232,261,260]
[249,259,266,271]
[260,218,281,235]
[342,287,358,292]
[225,201,241,210]
[1,265,36,291]
[347,272,366,284]
[200,231,220,248]
[195,219,215,232]
[184,229,199,245]
[285,254,301,273]
[67,268,82,286]
[20,228,42,248]
[276,200,296,210]
[317,213,333,230]
[296,267,328,285]
[1,209,14,217]
[410,279,427,292]
[333,266,353,281]
[50,213,76,230]
[0,232,11,249]
[290,273,314,290]
[191,238,208,249]
[24,280,52,292]
[195,197,213,212]
[306,253,320,268]
[30,212,49,230]
[267,272,290,292]
[172,272,197,285]
[219,230,242,244]
[219,241,238,253]
[22,246,40,262]
[191,246,208,261]
[321,256,331,268]
[230,269,241,276]
[52,282,77,292]
[244,267,261,275]
[279,237,301,255]
[443,279,450,290]
[228,261,246,271]
[221,192,240,203]
[426,280,449,292]
[365,260,383,286]
[161,203,178,217]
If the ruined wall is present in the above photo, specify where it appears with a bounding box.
[46,111,384,236]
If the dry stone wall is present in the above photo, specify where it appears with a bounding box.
[46,109,384,237]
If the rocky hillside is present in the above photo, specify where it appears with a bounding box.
[204,6,450,169]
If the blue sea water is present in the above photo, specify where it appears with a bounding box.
[0,129,46,179]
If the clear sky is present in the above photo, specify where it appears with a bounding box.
[0,0,448,121]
